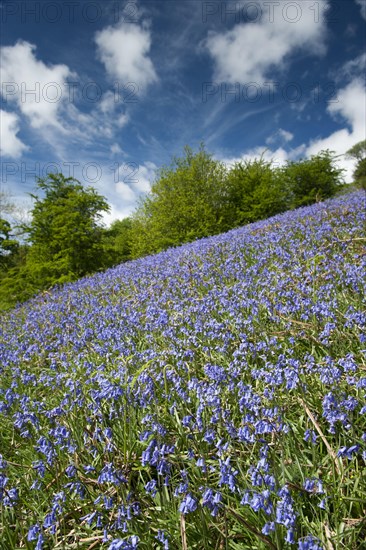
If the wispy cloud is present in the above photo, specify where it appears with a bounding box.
[266,128,294,145]
[355,0,366,20]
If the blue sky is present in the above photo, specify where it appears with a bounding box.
[1,0,365,223]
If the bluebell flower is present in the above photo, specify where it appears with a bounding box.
[262,522,275,535]
[2,486,18,507]
[43,511,57,530]
[81,510,97,526]
[65,464,76,478]
[201,487,222,516]
[303,478,324,494]
[285,528,295,544]
[98,463,127,485]
[35,532,45,550]
[304,429,317,444]
[182,415,192,427]
[298,535,324,549]
[156,529,169,549]
[145,479,157,496]
[218,457,238,492]
[28,524,40,541]
[179,493,197,514]
[337,445,359,459]
[108,536,139,549]
[196,457,207,472]
[276,486,297,529]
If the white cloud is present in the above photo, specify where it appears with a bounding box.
[331,53,366,83]
[102,203,135,225]
[134,161,157,193]
[220,146,293,170]
[99,160,157,225]
[116,181,137,202]
[266,128,294,145]
[355,0,366,19]
[0,41,130,154]
[95,21,157,90]
[111,143,124,155]
[114,159,157,206]
[0,110,28,158]
[0,40,74,130]
[114,160,157,194]
[99,91,117,114]
[306,78,366,180]
[205,1,329,83]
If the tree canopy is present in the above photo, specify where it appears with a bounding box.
[281,151,344,208]
[24,173,110,287]
[130,145,230,257]
[226,156,288,225]
[0,218,19,270]
[346,140,366,189]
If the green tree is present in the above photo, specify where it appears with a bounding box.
[24,173,110,289]
[352,158,366,190]
[102,217,133,267]
[226,156,288,225]
[130,145,230,257]
[281,150,344,208]
[346,140,366,163]
[0,218,19,271]
[346,140,366,189]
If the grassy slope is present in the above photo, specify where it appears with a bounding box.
[0,191,365,550]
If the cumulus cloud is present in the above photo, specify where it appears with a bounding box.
[0,40,74,131]
[116,181,137,203]
[220,146,295,170]
[102,203,135,225]
[134,161,157,193]
[205,1,329,83]
[102,160,157,224]
[0,110,28,158]
[306,78,366,180]
[114,160,157,194]
[95,20,157,90]
[0,40,132,155]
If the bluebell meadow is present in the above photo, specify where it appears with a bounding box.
[0,191,365,548]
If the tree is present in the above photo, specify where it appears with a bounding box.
[0,218,19,271]
[25,173,110,289]
[102,217,133,267]
[346,140,366,163]
[346,140,366,189]
[352,158,366,190]
[130,145,230,257]
[226,156,288,225]
[281,150,344,208]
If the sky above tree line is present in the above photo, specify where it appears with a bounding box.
[1,0,365,223]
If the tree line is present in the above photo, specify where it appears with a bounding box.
[1,140,365,310]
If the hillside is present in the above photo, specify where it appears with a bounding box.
[0,191,365,549]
